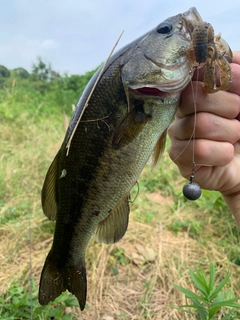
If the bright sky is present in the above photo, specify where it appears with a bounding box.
[1,0,239,75]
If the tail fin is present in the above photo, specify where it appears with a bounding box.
[38,251,87,310]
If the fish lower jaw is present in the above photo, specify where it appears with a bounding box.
[128,86,182,102]
[134,87,167,98]
[128,69,193,97]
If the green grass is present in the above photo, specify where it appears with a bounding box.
[1,77,240,319]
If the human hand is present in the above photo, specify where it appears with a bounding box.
[168,51,240,227]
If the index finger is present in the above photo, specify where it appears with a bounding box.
[191,51,240,85]
[232,51,240,64]
[228,63,240,95]
[177,81,240,119]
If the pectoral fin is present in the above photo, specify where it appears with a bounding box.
[41,151,60,221]
[112,100,151,150]
[151,129,167,171]
[95,195,130,244]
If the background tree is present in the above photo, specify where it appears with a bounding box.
[13,68,29,79]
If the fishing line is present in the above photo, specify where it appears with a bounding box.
[182,67,202,200]
[172,69,198,163]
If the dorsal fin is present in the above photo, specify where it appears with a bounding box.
[95,195,130,244]
[41,151,60,221]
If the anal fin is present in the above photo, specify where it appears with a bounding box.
[95,195,130,244]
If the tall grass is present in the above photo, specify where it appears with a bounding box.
[1,82,240,319]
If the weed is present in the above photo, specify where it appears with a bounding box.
[173,264,240,319]
[168,218,202,238]
[0,280,79,320]
[111,247,127,266]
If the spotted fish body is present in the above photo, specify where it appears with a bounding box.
[38,7,218,310]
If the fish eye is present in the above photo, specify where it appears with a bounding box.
[156,22,172,34]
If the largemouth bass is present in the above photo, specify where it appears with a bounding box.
[38,7,231,310]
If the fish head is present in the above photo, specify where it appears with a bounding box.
[121,7,204,97]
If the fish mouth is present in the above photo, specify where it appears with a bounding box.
[132,87,178,100]
[135,87,167,98]
[129,59,192,97]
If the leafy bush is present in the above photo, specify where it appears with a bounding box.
[13,68,30,79]
[0,65,10,78]
[0,57,98,121]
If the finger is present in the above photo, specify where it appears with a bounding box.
[168,113,240,143]
[228,63,240,95]
[168,138,234,170]
[192,67,204,82]
[232,51,240,64]
[177,82,240,119]
[190,51,240,81]
[190,52,240,94]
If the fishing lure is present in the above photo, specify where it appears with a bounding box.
[192,22,232,93]
[192,22,213,64]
